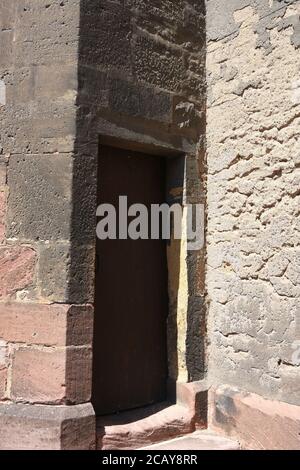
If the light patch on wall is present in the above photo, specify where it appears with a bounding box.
[0,80,6,106]
[284,4,300,17]
[291,79,300,104]
[0,339,7,366]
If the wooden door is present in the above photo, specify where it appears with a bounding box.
[92,145,168,415]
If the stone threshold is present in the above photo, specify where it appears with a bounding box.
[96,401,197,450]
[96,381,209,450]
[140,430,240,450]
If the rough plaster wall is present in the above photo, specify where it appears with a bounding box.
[206,0,300,405]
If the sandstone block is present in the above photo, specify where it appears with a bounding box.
[0,246,36,299]
[0,402,95,450]
[0,303,93,347]
[11,346,92,404]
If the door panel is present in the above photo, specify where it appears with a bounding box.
[92,145,168,415]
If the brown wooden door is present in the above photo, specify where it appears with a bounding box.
[92,145,168,416]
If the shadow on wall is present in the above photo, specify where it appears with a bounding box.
[69,0,207,410]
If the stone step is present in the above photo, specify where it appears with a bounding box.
[97,402,196,450]
[140,430,240,450]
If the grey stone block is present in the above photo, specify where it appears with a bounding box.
[133,34,186,93]
[14,0,80,66]
[79,2,131,70]
[38,242,95,303]
[109,78,172,123]
[7,154,73,241]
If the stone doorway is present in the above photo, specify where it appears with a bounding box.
[91,138,206,449]
[92,144,169,415]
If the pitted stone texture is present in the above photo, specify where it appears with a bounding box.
[14,0,80,67]
[77,0,206,151]
[38,243,95,303]
[7,154,73,242]
[209,385,300,450]
[0,403,95,450]
[207,1,300,406]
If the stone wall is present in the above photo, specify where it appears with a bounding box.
[206,0,300,406]
[76,0,206,383]
[0,0,206,448]
[0,0,95,449]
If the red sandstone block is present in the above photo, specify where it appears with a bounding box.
[209,385,300,450]
[0,403,95,450]
[66,347,93,404]
[11,346,92,404]
[11,348,66,403]
[0,246,36,299]
[66,305,94,346]
[97,404,194,450]
[176,380,208,428]
[0,303,67,346]
[0,303,93,347]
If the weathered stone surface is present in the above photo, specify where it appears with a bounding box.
[109,78,172,124]
[38,243,95,303]
[0,191,6,242]
[206,0,299,48]
[11,346,92,404]
[0,161,6,187]
[176,380,208,428]
[209,385,300,450]
[14,0,80,66]
[0,303,93,347]
[0,303,66,346]
[79,1,131,70]
[11,348,66,403]
[207,1,300,406]
[66,347,93,404]
[0,31,14,69]
[66,305,94,346]
[7,154,73,241]
[0,403,95,450]
[71,154,98,245]
[2,104,76,155]
[97,403,194,450]
[132,35,186,94]
[77,0,205,147]
[0,0,207,451]
[8,65,77,105]
[0,368,7,400]
[0,246,36,299]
